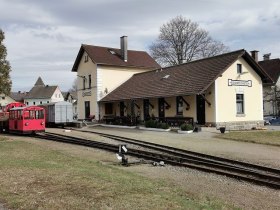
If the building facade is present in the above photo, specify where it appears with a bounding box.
[24,77,64,106]
[71,36,160,120]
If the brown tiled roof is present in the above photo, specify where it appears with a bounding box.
[72,44,161,72]
[100,49,272,102]
[259,59,280,84]
[10,92,28,102]
[24,85,58,99]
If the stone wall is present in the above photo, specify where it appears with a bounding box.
[215,120,264,130]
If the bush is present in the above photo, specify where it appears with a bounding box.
[180,123,193,131]
[160,123,169,129]
[145,119,157,128]
[145,120,170,129]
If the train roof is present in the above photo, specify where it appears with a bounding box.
[10,106,44,111]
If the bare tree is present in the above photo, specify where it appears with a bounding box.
[0,29,12,95]
[68,78,78,92]
[149,16,229,66]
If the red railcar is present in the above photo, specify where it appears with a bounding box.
[0,102,25,132]
[9,106,45,134]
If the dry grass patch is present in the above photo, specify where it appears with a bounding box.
[0,140,236,210]
[216,130,280,146]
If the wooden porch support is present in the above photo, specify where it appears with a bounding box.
[164,99,171,109]
[133,101,140,109]
[200,94,211,107]
[149,102,154,109]
[180,96,190,110]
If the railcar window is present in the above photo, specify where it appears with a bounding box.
[35,110,44,119]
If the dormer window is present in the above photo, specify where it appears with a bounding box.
[109,49,116,55]
[237,64,242,74]
[84,55,88,62]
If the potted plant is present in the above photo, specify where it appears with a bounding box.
[220,127,226,133]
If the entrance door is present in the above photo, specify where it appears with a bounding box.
[158,98,165,119]
[143,99,150,120]
[196,95,205,124]
[84,101,90,119]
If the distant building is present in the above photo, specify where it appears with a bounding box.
[10,91,28,103]
[258,53,280,116]
[0,93,15,109]
[71,36,160,120]
[24,77,64,106]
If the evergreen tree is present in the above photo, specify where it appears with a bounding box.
[0,29,12,95]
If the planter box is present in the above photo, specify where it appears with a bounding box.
[139,127,171,132]
[100,124,137,129]
[177,130,193,134]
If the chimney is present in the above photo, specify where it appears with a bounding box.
[263,53,271,61]
[120,36,128,62]
[250,50,259,62]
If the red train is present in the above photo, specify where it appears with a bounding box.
[0,102,45,134]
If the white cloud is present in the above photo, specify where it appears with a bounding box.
[1,0,280,91]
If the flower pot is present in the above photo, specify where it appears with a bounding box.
[220,127,226,133]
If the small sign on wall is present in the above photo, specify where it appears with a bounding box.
[82,91,92,97]
[228,79,252,87]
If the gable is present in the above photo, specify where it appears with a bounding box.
[72,44,160,72]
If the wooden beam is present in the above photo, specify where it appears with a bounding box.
[200,94,211,107]
[180,96,190,110]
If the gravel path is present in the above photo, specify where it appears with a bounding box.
[76,125,280,168]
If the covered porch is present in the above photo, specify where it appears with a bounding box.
[98,93,213,127]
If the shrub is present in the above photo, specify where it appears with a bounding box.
[180,123,193,131]
[160,123,170,129]
[145,120,169,129]
[145,119,157,128]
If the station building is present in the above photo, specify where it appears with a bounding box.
[99,49,273,130]
[71,36,160,120]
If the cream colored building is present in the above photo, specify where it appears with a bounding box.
[71,36,160,120]
[24,77,64,106]
[100,49,273,130]
[0,94,15,109]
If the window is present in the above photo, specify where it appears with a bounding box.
[237,64,242,74]
[88,74,91,88]
[105,103,113,115]
[84,55,88,62]
[236,94,244,114]
[26,102,29,105]
[33,102,36,105]
[176,96,183,115]
[47,101,49,103]
[83,78,86,90]
[40,101,42,104]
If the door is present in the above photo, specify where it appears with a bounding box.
[158,98,165,119]
[196,95,205,124]
[84,101,90,119]
[120,102,125,117]
[143,99,150,120]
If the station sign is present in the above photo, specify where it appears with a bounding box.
[228,79,252,87]
[82,91,92,97]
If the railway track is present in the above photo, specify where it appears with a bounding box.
[36,131,280,189]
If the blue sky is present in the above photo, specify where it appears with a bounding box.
[1,0,280,92]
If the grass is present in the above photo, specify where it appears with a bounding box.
[216,130,280,146]
[0,137,237,210]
